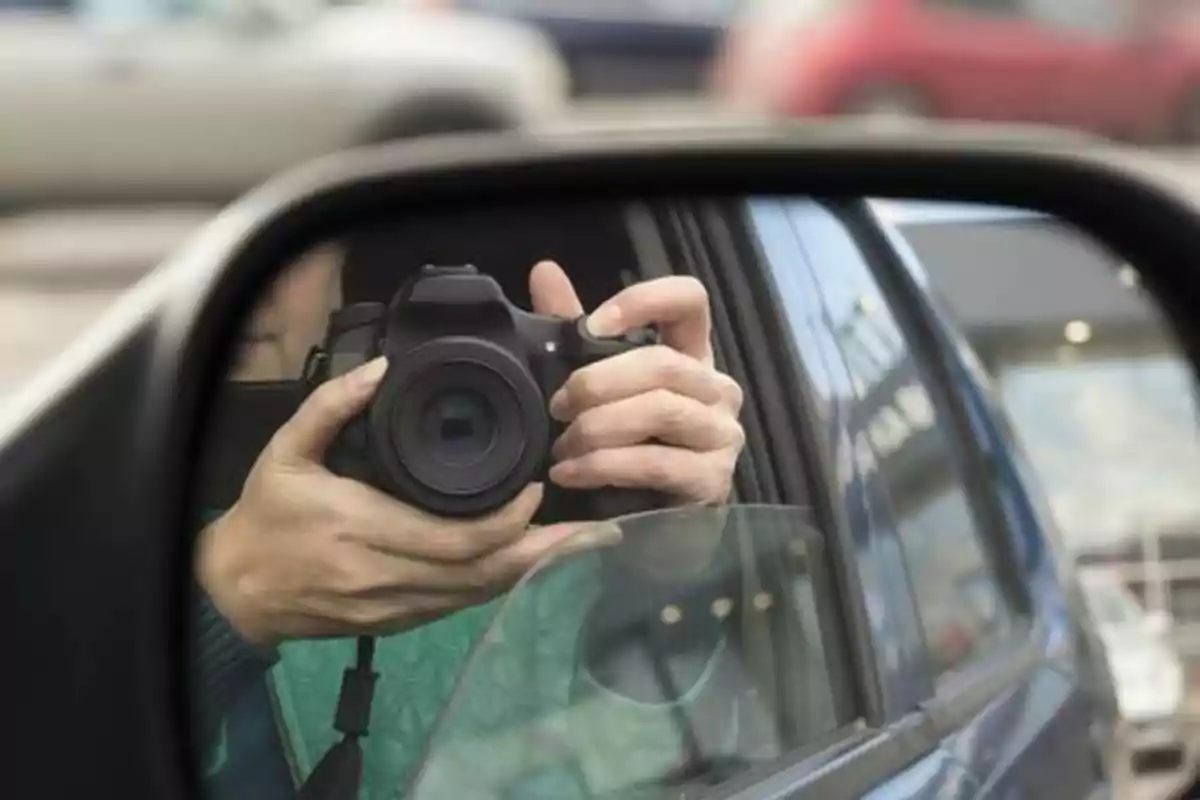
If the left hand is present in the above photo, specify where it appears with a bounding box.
[528,261,745,507]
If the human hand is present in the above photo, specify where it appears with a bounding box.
[197,357,616,648]
[529,261,745,506]
[529,262,745,578]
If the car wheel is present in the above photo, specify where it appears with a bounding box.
[1171,85,1200,145]
[839,83,930,129]
[360,99,513,145]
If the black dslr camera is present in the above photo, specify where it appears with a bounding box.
[304,264,664,520]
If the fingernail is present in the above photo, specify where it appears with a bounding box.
[353,356,388,391]
[549,388,569,421]
[560,521,623,554]
[586,303,623,338]
[550,434,567,461]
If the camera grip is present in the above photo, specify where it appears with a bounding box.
[564,315,659,363]
[587,487,671,521]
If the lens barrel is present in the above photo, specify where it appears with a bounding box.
[369,337,548,517]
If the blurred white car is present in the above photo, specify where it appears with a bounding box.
[1080,571,1196,779]
[0,0,569,204]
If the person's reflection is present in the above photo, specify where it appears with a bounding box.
[228,243,342,383]
[193,242,747,799]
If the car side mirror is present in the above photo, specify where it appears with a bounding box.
[13,121,1200,800]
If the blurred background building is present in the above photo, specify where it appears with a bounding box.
[882,204,1200,673]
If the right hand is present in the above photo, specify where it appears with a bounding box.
[197,356,619,648]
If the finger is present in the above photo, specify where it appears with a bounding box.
[549,345,743,421]
[585,276,712,363]
[355,519,622,594]
[549,444,737,505]
[552,390,744,461]
[269,357,388,462]
[529,260,585,320]
[339,481,546,562]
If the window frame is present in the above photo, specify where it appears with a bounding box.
[666,197,939,798]
[708,196,1050,798]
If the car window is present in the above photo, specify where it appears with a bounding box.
[744,0,849,23]
[1024,0,1126,36]
[923,0,1024,18]
[752,198,1019,681]
[408,505,857,800]
[0,0,71,10]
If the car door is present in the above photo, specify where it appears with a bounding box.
[859,199,1111,798]
[1021,0,1149,135]
[898,0,1076,124]
[641,196,980,797]
[698,195,1107,797]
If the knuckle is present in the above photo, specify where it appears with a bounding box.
[567,368,602,407]
[720,376,745,413]
[643,454,674,488]
[653,346,690,383]
[464,558,506,591]
[573,412,605,451]
[655,391,691,434]
[438,530,486,561]
[676,275,709,302]
[309,381,345,418]
[729,421,747,452]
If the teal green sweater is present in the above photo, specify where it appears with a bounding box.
[194,533,735,799]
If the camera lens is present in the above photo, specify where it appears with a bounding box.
[370,337,551,517]
[420,389,498,465]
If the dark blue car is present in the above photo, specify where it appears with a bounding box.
[442,0,741,96]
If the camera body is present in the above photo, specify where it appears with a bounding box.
[305,264,664,521]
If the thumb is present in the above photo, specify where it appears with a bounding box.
[269,356,388,462]
[529,260,585,319]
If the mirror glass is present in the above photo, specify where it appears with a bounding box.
[189,196,1199,800]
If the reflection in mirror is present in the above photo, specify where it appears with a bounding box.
[408,505,846,800]
[189,195,1197,800]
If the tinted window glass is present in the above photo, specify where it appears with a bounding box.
[924,0,1022,16]
[1025,0,1125,36]
[753,199,1017,678]
[408,506,855,799]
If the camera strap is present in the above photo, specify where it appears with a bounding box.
[297,636,378,800]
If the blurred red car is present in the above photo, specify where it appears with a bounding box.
[713,0,1200,142]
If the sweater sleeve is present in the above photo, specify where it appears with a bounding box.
[191,586,280,743]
